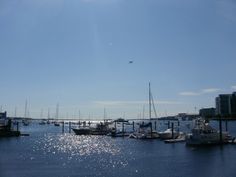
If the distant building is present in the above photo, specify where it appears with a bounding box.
[0,112,7,125]
[177,113,199,121]
[215,92,236,118]
[0,112,7,119]
[199,108,215,118]
[231,92,236,116]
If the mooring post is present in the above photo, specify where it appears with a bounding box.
[69,122,71,133]
[225,120,228,132]
[219,116,223,144]
[132,121,135,131]
[177,121,180,132]
[154,121,157,130]
[62,121,64,133]
[122,122,124,136]
[17,122,19,132]
[171,122,174,139]
[150,122,153,138]
[114,121,117,131]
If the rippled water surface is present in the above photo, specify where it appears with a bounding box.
[0,121,236,177]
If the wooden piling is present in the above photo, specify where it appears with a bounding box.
[219,116,222,144]
[150,122,153,138]
[62,121,65,133]
[122,122,124,136]
[69,122,71,133]
[132,121,135,131]
[16,122,19,132]
[154,121,157,130]
[171,122,174,139]
[225,120,228,132]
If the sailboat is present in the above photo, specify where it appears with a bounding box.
[46,108,50,124]
[129,82,159,139]
[54,103,60,126]
[22,100,29,126]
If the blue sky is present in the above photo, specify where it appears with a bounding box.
[0,0,236,119]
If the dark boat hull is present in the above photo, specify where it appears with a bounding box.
[72,128,91,135]
[0,130,20,137]
[72,128,109,135]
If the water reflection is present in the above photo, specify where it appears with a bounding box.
[32,134,130,170]
[36,134,119,156]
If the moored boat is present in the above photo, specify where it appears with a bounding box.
[72,127,92,135]
[186,118,231,146]
[158,128,179,140]
[73,122,111,135]
[129,122,159,139]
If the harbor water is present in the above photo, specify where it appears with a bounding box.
[0,120,236,177]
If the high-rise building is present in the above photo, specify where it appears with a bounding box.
[231,92,236,116]
[215,94,231,116]
[215,92,236,118]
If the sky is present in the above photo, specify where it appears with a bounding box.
[0,0,236,119]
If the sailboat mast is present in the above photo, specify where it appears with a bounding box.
[15,107,17,117]
[56,103,59,120]
[104,107,106,120]
[24,100,28,119]
[149,82,152,119]
[48,108,50,119]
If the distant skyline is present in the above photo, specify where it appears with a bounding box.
[0,0,236,119]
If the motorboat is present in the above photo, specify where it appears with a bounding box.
[129,122,159,139]
[39,120,46,125]
[73,122,111,135]
[54,122,60,126]
[158,128,179,140]
[129,130,159,139]
[72,127,92,135]
[22,119,29,126]
[186,118,231,146]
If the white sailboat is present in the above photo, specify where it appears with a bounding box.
[129,82,159,139]
[54,103,60,126]
[22,100,29,126]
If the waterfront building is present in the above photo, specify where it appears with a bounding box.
[0,111,7,125]
[215,92,236,118]
[216,94,231,117]
[177,113,199,121]
[199,108,215,118]
[231,92,236,117]
[0,111,7,119]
